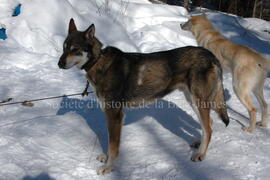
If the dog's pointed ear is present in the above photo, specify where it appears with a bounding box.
[68,18,77,34]
[85,24,95,39]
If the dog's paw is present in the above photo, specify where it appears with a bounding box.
[242,126,255,133]
[256,121,267,128]
[190,141,201,149]
[191,153,205,162]
[97,165,113,175]
[96,154,107,163]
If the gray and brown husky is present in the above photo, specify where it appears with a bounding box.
[58,19,229,175]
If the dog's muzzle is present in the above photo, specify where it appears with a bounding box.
[58,60,66,69]
[180,23,187,30]
[58,54,67,69]
[180,23,184,29]
[180,21,191,31]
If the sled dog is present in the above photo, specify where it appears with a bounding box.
[58,18,229,175]
[181,14,270,132]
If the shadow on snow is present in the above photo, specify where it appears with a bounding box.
[21,173,55,180]
[56,96,201,153]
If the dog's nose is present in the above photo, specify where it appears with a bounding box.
[180,23,184,28]
[58,60,66,69]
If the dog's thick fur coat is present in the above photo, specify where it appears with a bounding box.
[181,15,270,132]
[58,19,229,175]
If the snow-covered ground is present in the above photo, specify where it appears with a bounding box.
[0,0,270,179]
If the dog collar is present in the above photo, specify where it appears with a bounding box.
[81,48,105,71]
[81,57,97,72]
[81,50,102,72]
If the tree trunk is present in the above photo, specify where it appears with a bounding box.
[253,0,258,17]
[259,0,263,19]
[235,0,238,15]
[184,0,189,10]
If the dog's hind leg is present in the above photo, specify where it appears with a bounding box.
[191,104,212,161]
[185,93,212,161]
[97,107,124,175]
[182,89,204,149]
[233,83,257,132]
[254,78,268,128]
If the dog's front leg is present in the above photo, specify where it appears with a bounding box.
[97,107,124,175]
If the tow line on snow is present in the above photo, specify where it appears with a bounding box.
[0,91,94,107]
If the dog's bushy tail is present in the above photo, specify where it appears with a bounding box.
[213,82,230,126]
[207,61,229,126]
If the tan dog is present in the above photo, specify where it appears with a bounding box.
[181,14,270,132]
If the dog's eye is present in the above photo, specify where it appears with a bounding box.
[72,47,80,52]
